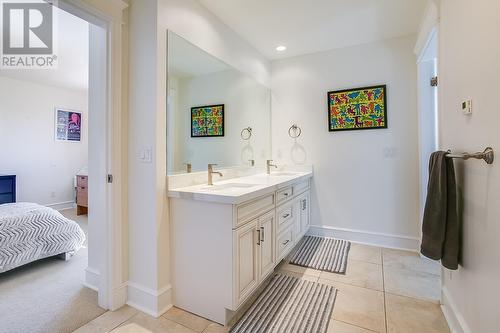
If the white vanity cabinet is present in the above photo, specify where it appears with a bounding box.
[234,210,275,307]
[170,174,311,325]
[275,179,310,261]
[295,191,310,240]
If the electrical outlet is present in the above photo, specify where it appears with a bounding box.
[462,99,472,115]
[383,147,398,158]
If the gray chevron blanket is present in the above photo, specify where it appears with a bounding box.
[0,202,85,273]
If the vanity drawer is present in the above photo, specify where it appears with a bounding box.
[293,179,309,195]
[276,186,293,205]
[277,226,294,261]
[276,203,294,233]
[236,193,275,228]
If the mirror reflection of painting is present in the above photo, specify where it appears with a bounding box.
[55,109,82,142]
[191,104,224,137]
[167,31,271,173]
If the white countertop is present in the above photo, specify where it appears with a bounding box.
[168,171,313,204]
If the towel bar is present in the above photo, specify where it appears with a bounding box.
[446,147,494,164]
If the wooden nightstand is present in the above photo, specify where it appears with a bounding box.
[76,175,88,215]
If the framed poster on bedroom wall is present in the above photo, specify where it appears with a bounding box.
[55,108,82,142]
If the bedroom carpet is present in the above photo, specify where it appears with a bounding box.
[0,209,106,333]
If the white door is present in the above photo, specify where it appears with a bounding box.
[259,211,275,280]
[234,219,259,305]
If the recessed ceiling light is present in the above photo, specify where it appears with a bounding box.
[276,45,287,52]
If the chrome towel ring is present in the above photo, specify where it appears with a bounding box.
[288,124,302,139]
[241,127,252,140]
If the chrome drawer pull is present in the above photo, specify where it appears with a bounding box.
[256,229,261,245]
[282,239,290,246]
[282,213,290,218]
[260,226,265,242]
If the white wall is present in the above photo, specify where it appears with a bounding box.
[170,70,271,172]
[0,76,88,208]
[158,0,271,87]
[128,0,270,317]
[271,35,420,249]
[438,1,500,332]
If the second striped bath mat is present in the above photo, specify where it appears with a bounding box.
[230,273,337,333]
[289,236,351,274]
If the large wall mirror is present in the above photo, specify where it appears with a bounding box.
[167,31,271,174]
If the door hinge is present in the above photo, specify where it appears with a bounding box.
[430,76,438,87]
[107,174,114,183]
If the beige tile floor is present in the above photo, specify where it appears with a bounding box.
[73,243,451,333]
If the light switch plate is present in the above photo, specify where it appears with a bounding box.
[139,147,153,163]
[462,99,472,115]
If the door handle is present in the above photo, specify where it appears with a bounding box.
[260,226,264,242]
[256,229,261,245]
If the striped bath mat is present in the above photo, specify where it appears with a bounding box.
[230,273,337,333]
[289,236,351,274]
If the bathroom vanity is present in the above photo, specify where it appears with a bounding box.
[169,171,312,324]
[165,30,309,324]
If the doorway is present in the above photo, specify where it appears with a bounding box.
[417,29,438,222]
[0,0,119,331]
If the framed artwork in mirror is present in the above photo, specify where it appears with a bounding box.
[191,104,225,137]
[328,85,387,132]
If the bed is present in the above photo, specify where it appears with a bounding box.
[0,202,86,273]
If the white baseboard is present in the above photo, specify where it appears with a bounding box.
[47,201,76,211]
[441,287,471,333]
[110,282,129,310]
[84,266,100,291]
[127,282,173,318]
[84,267,172,316]
[307,225,420,251]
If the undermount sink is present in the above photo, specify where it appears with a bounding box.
[200,183,258,191]
[268,172,300,177]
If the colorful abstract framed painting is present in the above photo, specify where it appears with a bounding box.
[191,104,225,137]
[328,85,387,132]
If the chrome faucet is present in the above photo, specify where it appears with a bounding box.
[208,164,223,185]
[266,159,278,174]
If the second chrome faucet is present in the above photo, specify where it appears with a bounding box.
[266,159,278,174]
[208,164,223,185]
